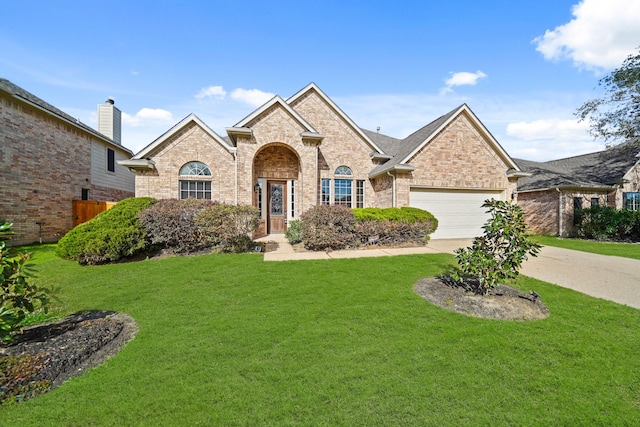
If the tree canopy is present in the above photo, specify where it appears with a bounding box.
[576,47,640,145]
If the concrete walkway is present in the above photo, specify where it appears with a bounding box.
[258,235,640,309]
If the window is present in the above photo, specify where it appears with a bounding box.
[321,179,331,205]
[334,179,352,207]
[180,181,211,199]
[179,161,212,199]
[290,180,295,218]
[335,165,352,176]
[257,179,263,213]
[591,197,599,207]
[179,162,212,176]
[107,148,115,173]
[81,188,89,200]
[624,192,640,211]
[573,197,583,225]
[356,180,364,208]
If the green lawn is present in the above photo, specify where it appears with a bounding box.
[2,245,639,425]
[532,235,640,260]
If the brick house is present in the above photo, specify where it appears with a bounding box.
[515,140,640,236]
[0,78,135,245]
[121,83,526,239]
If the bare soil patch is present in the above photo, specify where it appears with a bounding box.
[1,311,138,403]
[415,277,549,321]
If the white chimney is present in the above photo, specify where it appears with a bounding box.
[98,98,122,144]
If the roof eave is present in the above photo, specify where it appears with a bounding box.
[117,158,156,171]
[369,164,416,178]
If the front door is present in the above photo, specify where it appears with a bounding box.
[268,181,287,234]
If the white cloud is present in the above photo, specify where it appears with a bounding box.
[440,71,487,95]
[195,85,227,100]
[533,0,640,71]
[230,88,275,107]
[506,118,588,141]
[122,108,174,127]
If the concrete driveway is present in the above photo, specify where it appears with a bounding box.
[520,246,640,310]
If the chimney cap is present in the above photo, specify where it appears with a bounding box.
[105,98,115,105]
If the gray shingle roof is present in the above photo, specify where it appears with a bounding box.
[367,105,462,176]
[515,139,640,191]
[0,78,131,153]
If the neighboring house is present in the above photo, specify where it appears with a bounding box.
[515,140,640,236]
[0,78,135,245]
[120,83,526,239]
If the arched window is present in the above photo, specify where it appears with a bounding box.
[334,165,352,176]
[179,161,212,199]
[180,161,212,176]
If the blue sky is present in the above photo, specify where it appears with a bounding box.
[2,0,639,161]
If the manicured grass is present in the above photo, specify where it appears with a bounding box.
[532,235,640,260]
[2,247,639,425]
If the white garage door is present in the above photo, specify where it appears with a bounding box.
[410,189,504,239]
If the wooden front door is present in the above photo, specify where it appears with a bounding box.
[268,181,287,234]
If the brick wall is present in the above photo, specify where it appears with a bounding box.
[395,114,512,206]
[135,122,236,202]
[0,93,133,245]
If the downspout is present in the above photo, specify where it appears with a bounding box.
[316,146,319,205]
[234,152,238,205]
[556,188,563,237]
[387,171,396,207]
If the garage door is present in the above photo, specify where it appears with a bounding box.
[410,189,504,239]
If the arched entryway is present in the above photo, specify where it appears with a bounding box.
[253,143,301,236]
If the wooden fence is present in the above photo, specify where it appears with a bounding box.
[72,200,117,226]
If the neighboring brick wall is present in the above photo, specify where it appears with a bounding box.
[136,122,236,203]
[395,114,511,206]
[518,190,559,235]
[0,92,133,245]
[519,189,615,236]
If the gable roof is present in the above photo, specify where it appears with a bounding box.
[0,78,132,155]
[287,83,385,155]
[369,104,521,177]
[133,113,235,160]
[515,139,640,191]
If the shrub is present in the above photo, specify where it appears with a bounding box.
[352,207,437,225]
[353,207,438,246]
[450,200,541,295]
[56,197,154,264]
[285,219,303,244]
[576,205,640,241]
[138,199,214,254]
[300,205,357,251]
[194,204,260,253]
[1,222,51,343]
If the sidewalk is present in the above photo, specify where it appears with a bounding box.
[257,235,640,309]
[258,235,468,261]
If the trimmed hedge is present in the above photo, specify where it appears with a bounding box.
[576,205,640,241]
[300,205,357,251]
[138,199,214,254]
[56,197,154,264]
[194,204,260,253]
[296,206,438,250]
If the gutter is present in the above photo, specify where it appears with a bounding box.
[556,188,563,237]
[387,171,396,207]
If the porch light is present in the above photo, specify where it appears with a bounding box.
[254,182,261,193]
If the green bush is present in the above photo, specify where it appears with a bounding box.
[450,200,541,295]
[194,204,260,253]
[138,198,214,254]
[352,207,438,225]
[1,222,51,342]
[353,207,438,246]
[56,197,154,264]
[576,205,640,241]
[300,205,357,251]
[285,219,303,244]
